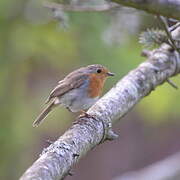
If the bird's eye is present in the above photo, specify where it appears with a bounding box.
[97,69,102,73]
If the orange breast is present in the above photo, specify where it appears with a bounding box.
[88,73,106,98]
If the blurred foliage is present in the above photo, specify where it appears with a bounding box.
[0,0,179,179]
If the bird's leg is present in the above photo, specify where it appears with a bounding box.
[73,110,97,125]
[78,110,92,118]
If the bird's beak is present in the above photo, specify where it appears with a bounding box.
[107,72,115,76]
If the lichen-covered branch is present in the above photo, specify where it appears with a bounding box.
[20,26,180,180]
[112,0,180,20]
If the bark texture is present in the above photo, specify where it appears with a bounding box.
[113,0,180,20]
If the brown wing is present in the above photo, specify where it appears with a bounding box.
[45,73,88,104]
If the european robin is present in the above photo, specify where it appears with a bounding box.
[33,64,114,127]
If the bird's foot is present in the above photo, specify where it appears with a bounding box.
[78,110,93,118]
[73,110,97,125]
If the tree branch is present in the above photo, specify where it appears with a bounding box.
[114,152,180,180]
[44,2,119,12]
[112,0,180,20]
[20,26,180,180]
[44,0,180,20]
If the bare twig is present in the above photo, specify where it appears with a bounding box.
[20,25,180,180]
[157,16,180,53]
[166,79,178,89]
[157,16,180,89]
[169,22,180,32]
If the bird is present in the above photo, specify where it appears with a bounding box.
[33,64,114,127]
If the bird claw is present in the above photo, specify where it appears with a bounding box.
[73,111,97,125]
[78,110,92,118]
[79,110,98,121]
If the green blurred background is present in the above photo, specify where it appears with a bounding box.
[0,0,180,179]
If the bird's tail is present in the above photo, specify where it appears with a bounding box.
[33,101,56,127]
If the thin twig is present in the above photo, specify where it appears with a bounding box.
[157,16,180,89]
[158,16,180,53]
[169,22,180,32]
[167,79,178,89]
